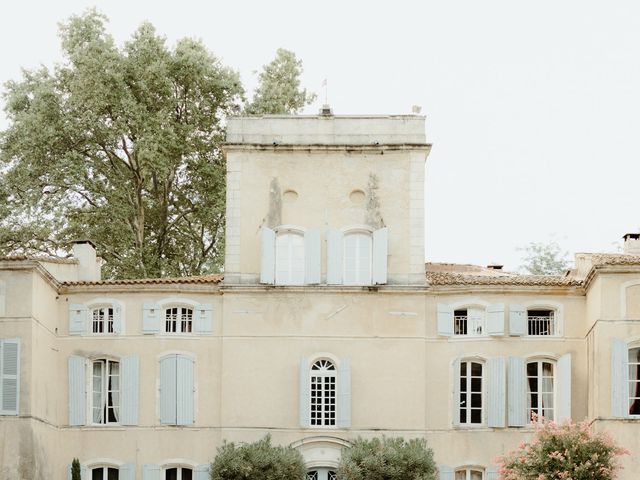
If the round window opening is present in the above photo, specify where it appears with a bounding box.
[349,189,365,204]
[283,190,299,203]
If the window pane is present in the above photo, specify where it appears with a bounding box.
[455,472,466,480]
[165,468,178,480]
[276,233,305,284]
[107,468,119,480]
[471,470,483,480]
[471,408,482,423]
[92,469,104,480]
[527,362,538,376]
[182,468,193,480]
[471,363,482,376]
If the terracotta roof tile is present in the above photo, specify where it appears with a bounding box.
[426,271,581,287]
[0,255,78,264]
[62,274,223,287]
[588,253,640,266]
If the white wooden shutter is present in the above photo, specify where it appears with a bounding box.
[372,227,388,284]
[176,355,195,425]
[112,304,122,334]
[194,464,210,480]
[486,304,505,336]
[509,304,526,336]
[119,464,135,480]
[69,304,87,335]
[142,465,161,480]
[0,339,20,415]
[486,466,500,480]
[120,355,139,425]
[438,465,454,480]
[68,355,86,426]
[507,356,527,426]
[195,303,213,334]
[142,302,160,334]
[304,229,321,285]
[160,355,177,424]
[452,358,461,427]
[437,304,453,336]
[338,358,352,428]
[611,338,629,418]
[299,357,310,427]
[326,229,344,285]
[487,357,506,427]
[260,226,276,284]
[557,353,572,422]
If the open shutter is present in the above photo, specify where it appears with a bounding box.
[176,355,195,425]
[611,338,629,418]
[438,465,454,480]
[452,358,461,427]
[299,357,310,427]
[557,353,572,421]
[160,355,177,424]
[68,355,86,426]
[81,466,88,480]
[194,464,210,480]
[437,304,454,336]
[509,304,526,336]
[487,357,506,427]
[1,339,19,415]
[326,229,344,285]
[304,229,321,285]
[142,302,160,334]
[120,355,139,425]
[69,304,87,335]
[468,308,484,335]
[260,226,276,284]
[142,465,161,480]
[372,227,388,284]
[195,304,213,334]
[486,466,500,480]
[112,304,122,334]
[338,358,352,428]
[508,357,527,426]
[486,304,505,336]
[119,464,135,480]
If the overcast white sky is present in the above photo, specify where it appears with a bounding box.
[2,1,639,271]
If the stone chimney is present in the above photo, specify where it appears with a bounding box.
[72,240,102,281]
[623,233,640,255]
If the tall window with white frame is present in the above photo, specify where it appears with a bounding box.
[275,232,305,285]
[459,360,483,424]
[527,360,554,421]
[629,347,640,415]
[527,309,556,336]
[165,467,192,480]
[92,307,114,334]
[343,232,372,285]
[92,359,120,424]
[454,308,485,336]
[455,468,483,480]
[91,466,119,480]
[310,359,336,426]
[165,307,193,333]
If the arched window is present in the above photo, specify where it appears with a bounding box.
[455,468,483,480]
[165,307,193,333]
[307,469,337,480]
[343,232,372,285]
[458,360,483,424]
[310,359,336,426]
[90,466,119,480]
[91,358,120,424]
[164,466,193,480]
[276,232,305,285]
[629,347,640,415]
[527,359,555,421]
[91,307,114,334]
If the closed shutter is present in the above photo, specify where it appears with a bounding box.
[119,464,135,480]
[507,357,527,426]
[260,226,276,284]
[304,229,321,285]
[299,357,310,427]
[120,355,139,425]
[487,357,506,427]
[142,464,161,480]
[0,339,20,415]
[326,229,344,285]
[194,464,210,480]
[437,304,453,336]
[372,227,388,284]
[509,305,526,336]
[452,358,461,427]
[160,355,177,424]
[557,353,572,422]
[68,355,86,426]
[486,304,505,336]
[112,304,122,334]
[176,355,195,425]
[438,465,454,480]
[338,358,352,428]
[69,304,87,335]
[195,304,213,334]
[142,302,160,334]
[611,338,629,418]
[486,466,500,480]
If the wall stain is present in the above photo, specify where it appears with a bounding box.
[265,177,282,228]
[365,173,384,228]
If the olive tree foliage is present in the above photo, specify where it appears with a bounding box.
[244,48,316,115]
[71,458,81,480]
[209,435,305,480]
[518,240,570,275]
[337,437,437,480]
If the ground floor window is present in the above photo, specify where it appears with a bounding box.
[165,467,192,480]
[455,468,483,480]
[91,467,118,480]
[306,469,337,480]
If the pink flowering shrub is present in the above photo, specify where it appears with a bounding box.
[497,417,628,480]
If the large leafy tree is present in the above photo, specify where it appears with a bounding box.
[518,240,570,275]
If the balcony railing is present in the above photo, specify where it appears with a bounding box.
[527,315,556,336]
[454,315,485,336]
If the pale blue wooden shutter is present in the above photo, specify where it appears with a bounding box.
[437,304,453,336]
[557,353,572,421]
[508,356,527,426]
[509,304,526,336]
[142,464,161,480]
[68,355,86,426]
[487,357,506,427]
[486,466,500,480]
[1,339,19,415]
[486,304,505,336]
[119,464,135,480]
[195,303,213,334]
[299,357,310,427]
[120,355,139,425]
[176,355,195,425]
[338,358,352,428]
[438,465,454,480]
[304,229,321,285]
[326,229,344,285]
[611,338,629,418]
[452,358,461,427]
[372,227,388,284]
[142,302,160,334]
[112,304,122,334]
[69,304,87,335]
[260,226,276,284]
[194,464,210,480]
[160,355,177,424]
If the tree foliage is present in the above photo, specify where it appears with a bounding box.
[497,418,628,480]
[71,458,81,480]
[209,435,305,480]
[245,48,316,115]
[518,241,570,275]
[337,437,437,480]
